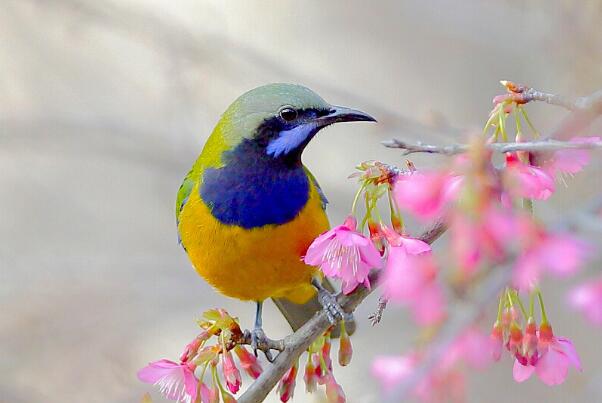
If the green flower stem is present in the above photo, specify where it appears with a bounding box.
[496,292,505,322]
[514,106,522,139]
[483,108,498,134]
[351,183,367,216]
[387,188,403,230]
[510,289,528,318]
[520,106,539,137]
[498,107,508,141]
[536,289,549,324]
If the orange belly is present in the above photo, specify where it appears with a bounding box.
[178,182,329,303]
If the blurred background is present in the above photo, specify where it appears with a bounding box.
[1,1,601,402]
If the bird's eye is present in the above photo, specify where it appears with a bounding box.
[278,107,298,122]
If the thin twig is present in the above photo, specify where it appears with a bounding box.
[237,221,447,403]
[382,138,602,156]
[512,85,602,113]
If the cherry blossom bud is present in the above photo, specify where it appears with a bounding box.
[277,363,298,402]
[538,322,554,347]
[368,220,386,254]
[522,317,539,365]
[325,375,346,403]
[222,350,242,394]
[234,345,262,379]
[501,307,519,329]
[221,390,237,403]
[180,331,210,362]
[338,324,353,366]
[490,321,504,361]
[304,358,318,393]
[506,323,523,359]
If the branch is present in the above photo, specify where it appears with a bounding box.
[382,138,602,156]
[501,82,602,113]
[237,221,447,403]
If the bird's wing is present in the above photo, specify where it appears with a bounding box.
[304,167,328,210]
[175,169,198,247]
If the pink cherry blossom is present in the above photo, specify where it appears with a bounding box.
[504,153,555,200]
[371,354,418,392]
[512,324,581,386]
[454,328,496,370]
[449,207,516,276]
[392,171,462,221]
[545,136,601,175]
[137,359,198,403]
[304,215,382,294]
[382,239,445,325]
[513,232,589,291]
[569,277,602,325]
[381,243,432,302]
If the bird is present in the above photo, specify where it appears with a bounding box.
[176,83,375,359]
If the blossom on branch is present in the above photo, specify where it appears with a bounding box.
[137,360,199,403]
[392,171,462,221]
[512,323,582,386]
[504,153,555,201]
[304,215,383,294]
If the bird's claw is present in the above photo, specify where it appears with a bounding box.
[316,285,352,325]
[244,327,276,362]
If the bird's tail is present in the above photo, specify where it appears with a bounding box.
[271,278,356,338]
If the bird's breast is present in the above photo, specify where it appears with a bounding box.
[178,176,329,301]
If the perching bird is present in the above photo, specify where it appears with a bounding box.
[176,84,375,358]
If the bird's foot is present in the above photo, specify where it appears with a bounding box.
[243,327,282,362]
[312,278,352,325]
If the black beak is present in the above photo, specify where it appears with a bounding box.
[317,106,377,127]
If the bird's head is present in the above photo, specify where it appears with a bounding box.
[215,83,376,164]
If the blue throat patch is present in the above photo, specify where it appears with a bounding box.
[266,123,318,158]
[199,139,310,229]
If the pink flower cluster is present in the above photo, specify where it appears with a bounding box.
[305,216,446,325]
[277,327,348,402]
[305,216,382,294]
[491,314,582,386]
[137,310,263,403]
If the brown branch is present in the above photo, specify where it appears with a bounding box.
[501,82,602,113]
[382,138,602,156]
[237,221,447,403]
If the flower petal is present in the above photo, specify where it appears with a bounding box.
[535,348,570,386]
[513,360,535,383]
[400,236,432,255]
[555,338,582,371]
